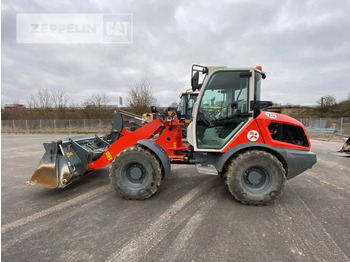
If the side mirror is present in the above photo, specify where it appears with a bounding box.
[250,101,273,110]
[191,71,199,91]
[151,106,158,113]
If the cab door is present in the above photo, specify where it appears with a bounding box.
[195,70,252,150]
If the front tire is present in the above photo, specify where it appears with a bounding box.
[109,145,163,200]
[223,150,285,205]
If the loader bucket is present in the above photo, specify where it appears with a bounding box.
[26,142,74,188]
[328,137,350,157]
[26,134,111,188]
[340,137,350,153]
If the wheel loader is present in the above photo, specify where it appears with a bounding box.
[173,91,198,127]
[27,64,317,205]
[142,91,198,128]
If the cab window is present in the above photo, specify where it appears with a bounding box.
[196,71,250,149]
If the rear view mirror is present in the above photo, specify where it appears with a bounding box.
[191,71,199,91]
[151,106,158,113]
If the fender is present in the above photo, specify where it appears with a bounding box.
[215,142,288,174]
[215,142,316,180]
[137,139,171,178]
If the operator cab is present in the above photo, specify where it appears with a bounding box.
[176,92,198,121]
[188,64,267,151]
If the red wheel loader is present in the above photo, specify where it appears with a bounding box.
[27,65,317,205]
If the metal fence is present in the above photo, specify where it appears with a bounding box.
[2,117,350,137]
[1,119,114,133]
[299,117,350,136]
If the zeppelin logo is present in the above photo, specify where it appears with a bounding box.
[247,130,259,142]
[30,23,98,34]
[16,14,133,43]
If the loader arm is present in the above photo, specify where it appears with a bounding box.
[88,118,164,170]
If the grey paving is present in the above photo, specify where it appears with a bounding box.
[1,134,349,261]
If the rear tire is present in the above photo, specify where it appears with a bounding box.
[109,145,163,200]
[223,150,285,205]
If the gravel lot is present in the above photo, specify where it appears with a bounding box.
[1,134,349,261]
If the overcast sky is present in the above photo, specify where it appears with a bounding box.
[2,0,350,108]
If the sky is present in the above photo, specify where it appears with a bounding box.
[2,0,350,108]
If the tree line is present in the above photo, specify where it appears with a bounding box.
[273,95,350,118]
[2,82,349,120]
[2,80,160,120]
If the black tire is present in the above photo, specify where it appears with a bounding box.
[223,150,286,205]
[109,145,163,200]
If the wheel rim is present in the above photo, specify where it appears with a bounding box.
[122,162,148,188]
[242,166,272,194]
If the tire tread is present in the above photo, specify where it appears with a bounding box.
[223,150,286,206]
[109,145,162,200]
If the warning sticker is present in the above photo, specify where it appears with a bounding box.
[247,130,259,142]
[105,151,113,161]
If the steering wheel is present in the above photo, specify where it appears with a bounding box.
[197,111,211,127]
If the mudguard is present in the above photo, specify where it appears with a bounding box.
[137,139,171,178]
[215,142,316,180]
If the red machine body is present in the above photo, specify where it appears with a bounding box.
[223,111,311,153]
